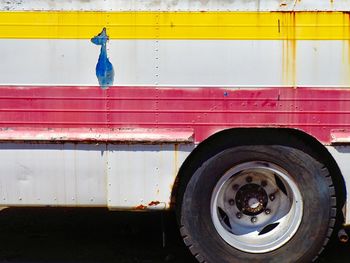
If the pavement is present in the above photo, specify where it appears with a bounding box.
[0,208,347,263]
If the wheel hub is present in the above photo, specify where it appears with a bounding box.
[235,183,268,216]
[211,161,303,253]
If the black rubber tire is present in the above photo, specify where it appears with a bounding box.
[179,145,336,263]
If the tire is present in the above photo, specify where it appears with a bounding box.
[179,145,336,263]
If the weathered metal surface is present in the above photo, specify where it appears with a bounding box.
[0,128,194,143]
[0,142,192,209]
[0,39,349,86]
[1,0,350,11]
[0,7,349,87]
[107,144,193,210]
[331,130,350,144]
[0,143,107,206]
[2,86,350,144]
[0,0,349,221]
[1,12,350,40]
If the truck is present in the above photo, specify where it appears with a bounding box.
[1,0,350,262]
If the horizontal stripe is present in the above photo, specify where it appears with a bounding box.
[0,11,349,40]
[1,85,350,144]
[0,127,194,143]
[1,0,350,12]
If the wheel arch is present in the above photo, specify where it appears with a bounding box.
[172,127,346,221]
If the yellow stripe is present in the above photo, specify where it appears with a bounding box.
[0,11,349,40]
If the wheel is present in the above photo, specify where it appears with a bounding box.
[179,145,336,263]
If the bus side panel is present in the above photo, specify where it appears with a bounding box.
[0,142,192,209]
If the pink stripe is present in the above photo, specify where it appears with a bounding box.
[1,86,350,143]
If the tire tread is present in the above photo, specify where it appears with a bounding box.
[313,168,337,262]
[178,145,337,263]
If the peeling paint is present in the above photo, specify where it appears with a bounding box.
[148,201,160,206]
[91,28,115,89]
[134,205,147,210]
[0,128,195,144]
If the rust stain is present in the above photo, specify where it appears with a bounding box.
[134,205,147,210]
[279,2,287,7]
[282,12,297,88]
[330,0,334,11]
[148,201,160,206]
[343,13,350,86]
[169,144,180,209]
[174,144,179,177]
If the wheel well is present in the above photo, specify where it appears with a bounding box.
[172,128,346,221]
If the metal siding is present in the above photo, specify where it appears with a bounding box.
[0,142,192,208]
[0,12,349,40]
[1,0,350,11]
[1,86,350,144]
[0,0,350,219]
[0,128,194,143]
[107,144,193,209]
[0,143,107,206]
[0,39,158,86]
[0,40,349,87]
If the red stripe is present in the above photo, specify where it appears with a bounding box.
[1,86,350,143]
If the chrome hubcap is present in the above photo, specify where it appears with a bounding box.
[211,161,303,253]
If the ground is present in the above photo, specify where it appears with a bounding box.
[0,208,346,263]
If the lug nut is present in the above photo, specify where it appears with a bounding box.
[261,180,267,187]
[265,208,271,215]
[232,184,240,191]
[229,199,235,206]
[251,216,257,223]
[246,176,252,183]
[269,194,275,201]
[236,212,242,219]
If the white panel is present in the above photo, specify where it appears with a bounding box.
[0,40,98,85]
[0,142,193,209]
[64,144,108,205]
[297,41,350,86]
[1,0,350,11]
[109,40,157,85]
[0,143,107,206]
[1,39,349,87]
[327,146,350,225]
[157,40,283,86]
[107,144,193,209]
[0,39,156,86]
